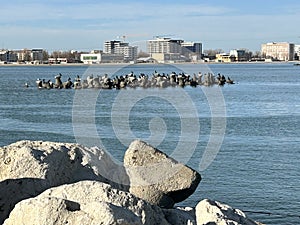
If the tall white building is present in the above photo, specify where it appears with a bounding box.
[104,40,125,54]
[16,49,29,61]
[147,37,183,63]
[114,45,138,61]
[147,37,202,62]
[261,42,295,61]
[147,37,183,54]
[104,40,137,61]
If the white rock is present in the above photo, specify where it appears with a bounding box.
[124,140,201,208]
[195,199,259,225]
[4,197,142,225]
[4,180,170,225]
[0,140,103,183]
[0,140,128,224]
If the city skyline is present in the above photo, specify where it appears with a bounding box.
[1,0,300,52]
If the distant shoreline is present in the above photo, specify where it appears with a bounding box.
[0,61,297,67]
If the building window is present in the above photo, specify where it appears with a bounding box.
[83,56,97,60]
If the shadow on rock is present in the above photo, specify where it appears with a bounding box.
[0,178,49,224]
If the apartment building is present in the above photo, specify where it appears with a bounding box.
[261,42,295,61]
[114,45,138,61]
[104,40,124,54]
[14,49,44,62]
[147,37,183,54]
[104,40,138,61]
[147,37,202,62]
[181,41,202,60]
[0,50,17,62]
[31,49,43,62]
[294,45,300,60]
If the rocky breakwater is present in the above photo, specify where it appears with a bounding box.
[0,140,262,225]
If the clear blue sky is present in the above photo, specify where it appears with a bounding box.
[1,0,300,52]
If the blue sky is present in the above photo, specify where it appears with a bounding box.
[1,0,300,52]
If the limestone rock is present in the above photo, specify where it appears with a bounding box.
[195,199,259,225]
[4,180,170,225]
[4,197,142,225]
[0,140,128,224]
[124,140,201,208]
[0,140,262,225]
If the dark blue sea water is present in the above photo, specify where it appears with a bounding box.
[0,63,299,224]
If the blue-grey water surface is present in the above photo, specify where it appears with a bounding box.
[0,63,299,224]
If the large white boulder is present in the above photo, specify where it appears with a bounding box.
[4,197,142,225]
[0,140,128,224]
[195,199,259,225]
[124,140,201,208]
[0,140,96,182]
[4,180,170,225]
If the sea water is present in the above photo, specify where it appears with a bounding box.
[0,63,299,224]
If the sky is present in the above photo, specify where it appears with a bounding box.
[1,0,300,53]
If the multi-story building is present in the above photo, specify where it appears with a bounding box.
[147,37,202,62]
[14,49,44,62]
[0,50,18,62]
[104,40,138,61]
[15,49,30,61]
[104,40,123,54]
[0,50,7,62]
[31,49,43,62]
[229,49,247,61]
[261,42,295,61]
[114,45,138,61]
[181,41,202,59]
[147,37,183,63]
[294,45,300,60]
[147,37,183,55]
